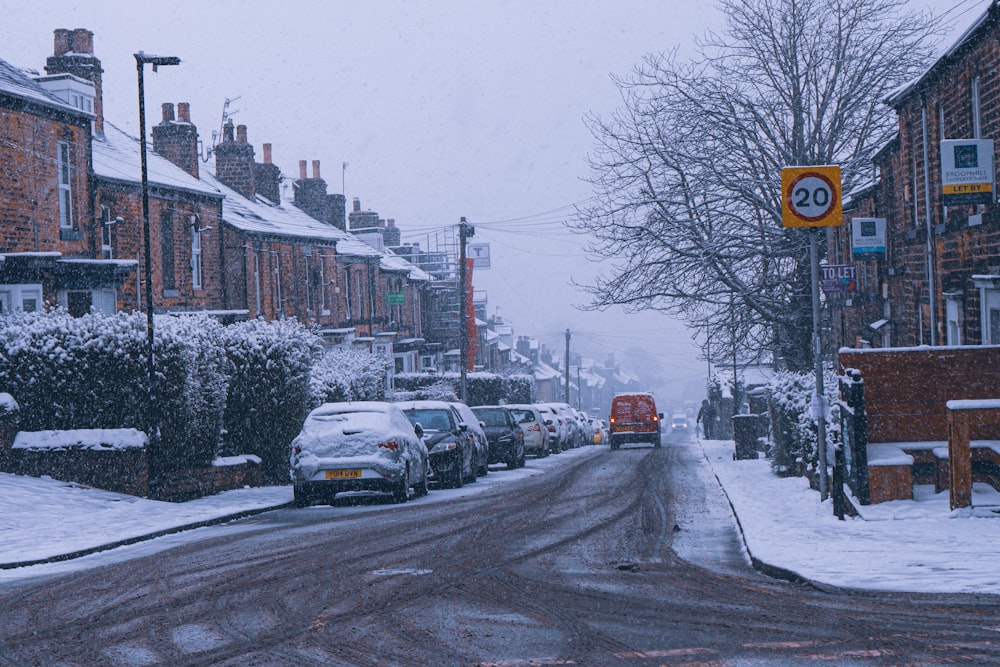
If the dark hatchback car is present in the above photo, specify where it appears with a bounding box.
[471,405,525,469]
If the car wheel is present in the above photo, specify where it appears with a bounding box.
[518,448,526,468]
[416,463,430,497]
[293,484,311,508]
[451,450,465,488]
[392,467,409,504]
[477,452,489,477]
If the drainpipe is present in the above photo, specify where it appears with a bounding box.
[921,103,937,345]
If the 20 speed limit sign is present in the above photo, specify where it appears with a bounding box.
[781,165,842,228]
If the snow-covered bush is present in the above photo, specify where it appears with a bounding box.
[0,310,229,471]
[219,318,322,484]
[765,366,838,477]
[310,346,390,404]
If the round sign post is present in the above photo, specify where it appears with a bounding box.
[780,165,843,509]
[781,165,842,228]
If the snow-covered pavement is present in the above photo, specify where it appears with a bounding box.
[2,439,1000,595]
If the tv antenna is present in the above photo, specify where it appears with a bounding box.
[201,96,241,162]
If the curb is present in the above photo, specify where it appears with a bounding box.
[697,438,839,593]
[0,502,292,570]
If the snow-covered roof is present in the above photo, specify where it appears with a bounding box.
[0,57,90,119]
[92,122,221,199]
[885,5,991,106]
[534,361,562,381]
[380,248,432,281]
[197,162,379,255]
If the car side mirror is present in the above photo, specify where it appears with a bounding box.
[544,419,553,425]
[659,413,665,419]
[458,421,468,432]
[479,421,486,430]
[413,423,424,439]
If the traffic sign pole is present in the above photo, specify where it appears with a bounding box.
[782,166,843,505]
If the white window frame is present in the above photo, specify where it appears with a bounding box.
[0,284,44,314]
[57,141,73,229]
[56,288,117,316]
[100,206,114,259]
[985,289,1000,345]
[191,225,203,290]
[946,298,962,346]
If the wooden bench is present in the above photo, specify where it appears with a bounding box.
[947,399,1000,510]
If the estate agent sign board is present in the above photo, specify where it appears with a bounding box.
[941,138,994,205]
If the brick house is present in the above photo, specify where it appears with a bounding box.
[0,34,135,314]
[830,4,1000,349]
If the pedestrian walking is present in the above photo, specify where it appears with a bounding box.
[696,399,716,439]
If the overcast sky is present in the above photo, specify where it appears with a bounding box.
[2,0,985,402]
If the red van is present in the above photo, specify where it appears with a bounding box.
[608,392,662,449]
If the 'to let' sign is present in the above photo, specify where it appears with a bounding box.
[781,165,842,228]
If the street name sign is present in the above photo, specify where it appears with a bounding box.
[781,165,843,228]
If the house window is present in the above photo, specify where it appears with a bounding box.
[191,225,203,290]
[161,209,175,291]
[0,284,43,314]
[946,298,962,346]
[57,141,73,229]
[100,206,115,259]
[987,289,1000,345]
[344,269,353,320]
[57,289,117,317]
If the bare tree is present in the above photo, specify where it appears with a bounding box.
[574,0,941,370]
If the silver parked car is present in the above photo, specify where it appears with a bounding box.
[290,401,429,507]
[506,404,550,457]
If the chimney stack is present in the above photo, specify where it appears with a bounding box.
[254,142,281,204]
[214,119,256,198]
[152,101,199,179]
[312,160,321,179]
[45,28,105,135]
[299,160,308,180]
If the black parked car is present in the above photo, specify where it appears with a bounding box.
[397,400,477,488]
[471,405,525,469]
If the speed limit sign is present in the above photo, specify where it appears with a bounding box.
[781,165,842,228]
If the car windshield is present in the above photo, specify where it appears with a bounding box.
[402,408,452,432]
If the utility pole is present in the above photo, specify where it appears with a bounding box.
[459,218,474,402]
[564,328,571,403]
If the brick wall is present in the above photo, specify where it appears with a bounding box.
[840,346,1000,443]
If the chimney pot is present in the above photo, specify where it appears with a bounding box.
[177,102,191,122]
[53,29,72,56]
[353,197,361,212]
[236,124,248,144]
[312,160,321,179]
[263,143,272,164]
[299,160,307,180]
[387,218,395,227]
[161,102,175,122]
[71,28,94,54]
[223,120,235,143]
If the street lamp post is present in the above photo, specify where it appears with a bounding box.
[135,52,180,463]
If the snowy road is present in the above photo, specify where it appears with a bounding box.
[1,433,999,666]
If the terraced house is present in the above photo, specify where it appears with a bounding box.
[1,28,435,373]
[831,3,1000,350]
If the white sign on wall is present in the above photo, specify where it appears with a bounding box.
[941,138,994,205]
[851,217,886,257]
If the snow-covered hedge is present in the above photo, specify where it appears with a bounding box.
[0,311,395,488]
[765,366,838,477]
[219,318,322,484]
[393,372,533,406]
[310,346,390,404]
[0,310,229,472]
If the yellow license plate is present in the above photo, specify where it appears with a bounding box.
[325,469,361,479]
